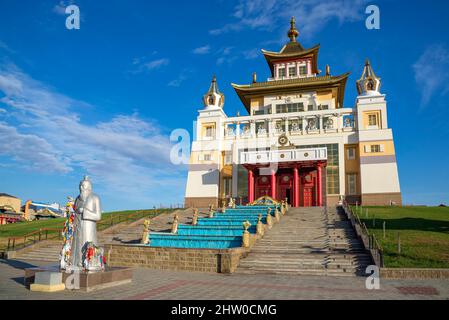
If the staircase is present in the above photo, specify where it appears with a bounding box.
[236,206,372,276]
[12,240,62,262]
[9,209,188,262]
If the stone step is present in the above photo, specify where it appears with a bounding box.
[236,267,359,277]
[236,206,370,276]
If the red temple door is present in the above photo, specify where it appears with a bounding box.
[255,175,271,199]
[303,187,313,207]
[277,173,293,204]
[301,172,316,207]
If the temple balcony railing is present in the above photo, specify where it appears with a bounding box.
[240,147,327,165]
[222,108,356,140]
[267,74,317,81]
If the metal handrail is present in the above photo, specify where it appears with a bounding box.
[342,201,384,267]
[6,227,63,251]
[5,209,166,251]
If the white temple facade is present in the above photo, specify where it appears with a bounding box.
[184,18,401,208]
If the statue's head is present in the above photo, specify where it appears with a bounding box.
[79,176,93,199]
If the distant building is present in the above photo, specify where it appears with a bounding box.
[22,201,64,220]
[0,193,21,213]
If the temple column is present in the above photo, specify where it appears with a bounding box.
[270,170,276,200]
[293,167,299,207]
[284,117,288,134]
[248,168,254,203]
[317,163,323,207]
[235,121,240,140]
[250,120,255,137]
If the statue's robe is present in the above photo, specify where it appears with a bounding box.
[72,193,102,268]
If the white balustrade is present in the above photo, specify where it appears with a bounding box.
[240,147,327,164]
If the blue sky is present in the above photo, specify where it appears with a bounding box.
[0,0,448,211]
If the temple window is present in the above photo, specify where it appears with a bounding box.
[224,152,232,165]
[278,67,286,78]
[370,144,381,153]
[205,126,215,138]
[368,114,378,126]
[299,65,307,75]
[275,102,304,114]
[347,147,356,160]
[203,154,211,161]
[347,173,357,195]
[288,66,297,77]
[307,104,314,111]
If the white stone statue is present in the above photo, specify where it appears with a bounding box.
[344,117,352,128]
[257,124,266,135]
[68,176,103,271]
[291,121,300,132]
[275,123,283,133]
[307,118,317,130]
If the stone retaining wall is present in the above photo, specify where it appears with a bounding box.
[104,244,249,273]
[380,268,449,279]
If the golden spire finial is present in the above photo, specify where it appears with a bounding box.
[287,17,299,42]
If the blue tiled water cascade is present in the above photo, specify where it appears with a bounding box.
[146,204,280,249]
[177,225,257,236]
[148,233,243,249]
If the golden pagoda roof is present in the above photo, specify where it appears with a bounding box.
[262,45,320,75]
[261,17,320,76]
[232,73,350,113]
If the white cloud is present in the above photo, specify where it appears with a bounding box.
[0,40,14,54]
[0,64,185,201]
[52,0,75,15]
[129,57,170,74]
[192,45,211,55]
[167,68,195,87]
[144,58,170,70]
[210,0,367,39]
[216,47,237,65]
[413,44,449,107]
[0,122,71,173]
[242,48,260,59]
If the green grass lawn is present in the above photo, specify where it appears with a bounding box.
[353,206,449,268]
[0,208,170,238]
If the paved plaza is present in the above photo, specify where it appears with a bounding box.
[0,259,448,300]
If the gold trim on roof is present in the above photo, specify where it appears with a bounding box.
[232,73,350,113]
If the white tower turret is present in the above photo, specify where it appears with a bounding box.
[203,75,225,110]
[356,59,381,96]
